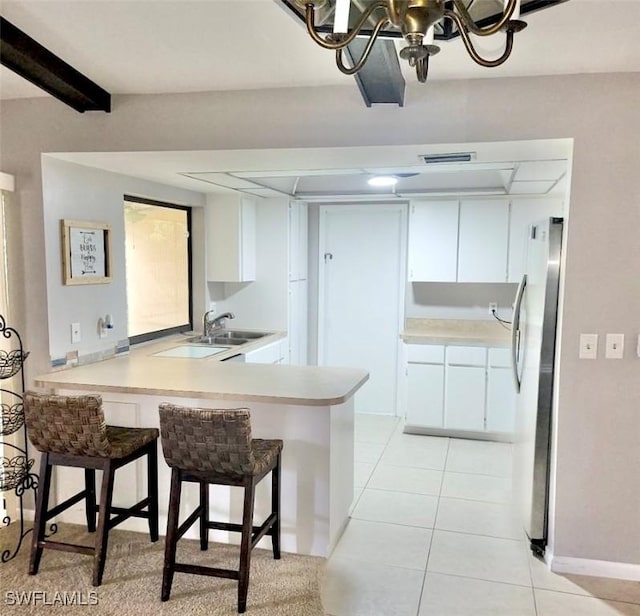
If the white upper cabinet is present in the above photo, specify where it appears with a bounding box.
[289,201,308,281]
[457,199,509,283]
[206,195,256,282]
[409,197,563,284]
[507,197,564,282]
[408,200,459,282]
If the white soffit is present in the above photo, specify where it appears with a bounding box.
[510,180,557,194]
[231,168,365,178]
[513,160,567,181]
[242,188,289,198]
[179,172,262,190]
[46,139,573,197]
[230,176,298,193]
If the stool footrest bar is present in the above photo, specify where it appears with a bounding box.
[107,498,151,529]
[46,490,88,519]
[38,541,94,556]
[251,513,277,549]
[174,562,240,580]
[177,506,203,541]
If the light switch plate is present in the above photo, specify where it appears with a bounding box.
[579,333,598,359]
[71,322,81,344]
[605,333,624,359]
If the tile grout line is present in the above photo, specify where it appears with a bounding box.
[416,436,452,616]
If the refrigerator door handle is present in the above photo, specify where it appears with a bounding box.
[511,274,527,393]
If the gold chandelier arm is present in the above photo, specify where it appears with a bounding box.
[451,0,517,36]
[446,9,516,67]
[386,0,408,28]
[334,16,390,75]
[304,0,387,50]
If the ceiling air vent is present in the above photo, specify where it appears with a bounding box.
[420,152,476,164]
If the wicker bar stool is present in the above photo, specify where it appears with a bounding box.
[24,392,159,586]
[158,403,282,614]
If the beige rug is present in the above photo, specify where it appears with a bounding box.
[0,523,326,615]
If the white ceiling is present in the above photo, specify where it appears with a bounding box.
[1,0,639,100]
[2,1,631,198]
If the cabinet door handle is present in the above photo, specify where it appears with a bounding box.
[324,252,333,262]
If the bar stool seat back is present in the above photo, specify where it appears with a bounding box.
[24,392,159,586]
[158,403,282,613]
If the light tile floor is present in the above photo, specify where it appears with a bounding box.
[321,414,640,616]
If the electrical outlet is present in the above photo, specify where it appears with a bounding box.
[489,302,498,315]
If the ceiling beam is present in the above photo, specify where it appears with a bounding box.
[0,17,111,113]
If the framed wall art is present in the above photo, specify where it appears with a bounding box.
[61,219,112,285]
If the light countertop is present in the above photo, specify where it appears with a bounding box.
[34,332,369,406]
[401,318,511,347]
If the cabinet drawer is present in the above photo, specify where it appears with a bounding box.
[488,347,511,368]
[406,344,445,364]
[446,346,486,366]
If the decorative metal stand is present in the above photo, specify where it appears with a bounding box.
[0,313,39,562]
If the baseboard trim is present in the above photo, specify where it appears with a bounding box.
[551,555,640,581]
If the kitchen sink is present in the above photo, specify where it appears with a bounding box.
[210,337,247,346]
[185,331,271,346]
[212,330,269,340]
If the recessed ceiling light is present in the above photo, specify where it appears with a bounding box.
[368,175,398,187]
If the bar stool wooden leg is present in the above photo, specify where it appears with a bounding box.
[93,461,115,586]
[238,477,255,614]
[199,481,209,551]
[271,453,281,560]
[162,467,182,601]
[85,469,97,533]
[29,453,52,575]
[147,443,159,542]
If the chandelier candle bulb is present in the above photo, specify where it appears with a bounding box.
[333,0,350,33]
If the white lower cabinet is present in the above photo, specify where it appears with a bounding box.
[445,365,486,431]
[405,343,516,437]
[244,339,286,364]
[406,363,444,428]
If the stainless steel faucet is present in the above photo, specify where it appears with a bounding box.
[203,311,235,336]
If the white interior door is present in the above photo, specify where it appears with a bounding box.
[318,204,406,415]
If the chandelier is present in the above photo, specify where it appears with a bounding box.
[292,0,535,83]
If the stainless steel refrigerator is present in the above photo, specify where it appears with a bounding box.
[511,217,563,557]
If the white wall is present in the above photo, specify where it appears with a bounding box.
[1,73,639,569]
[41,156,205,361]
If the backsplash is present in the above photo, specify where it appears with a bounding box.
[50,339,129,370]
[406,281,517,321]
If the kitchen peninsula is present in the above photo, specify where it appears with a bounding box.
[34,335,369,557]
